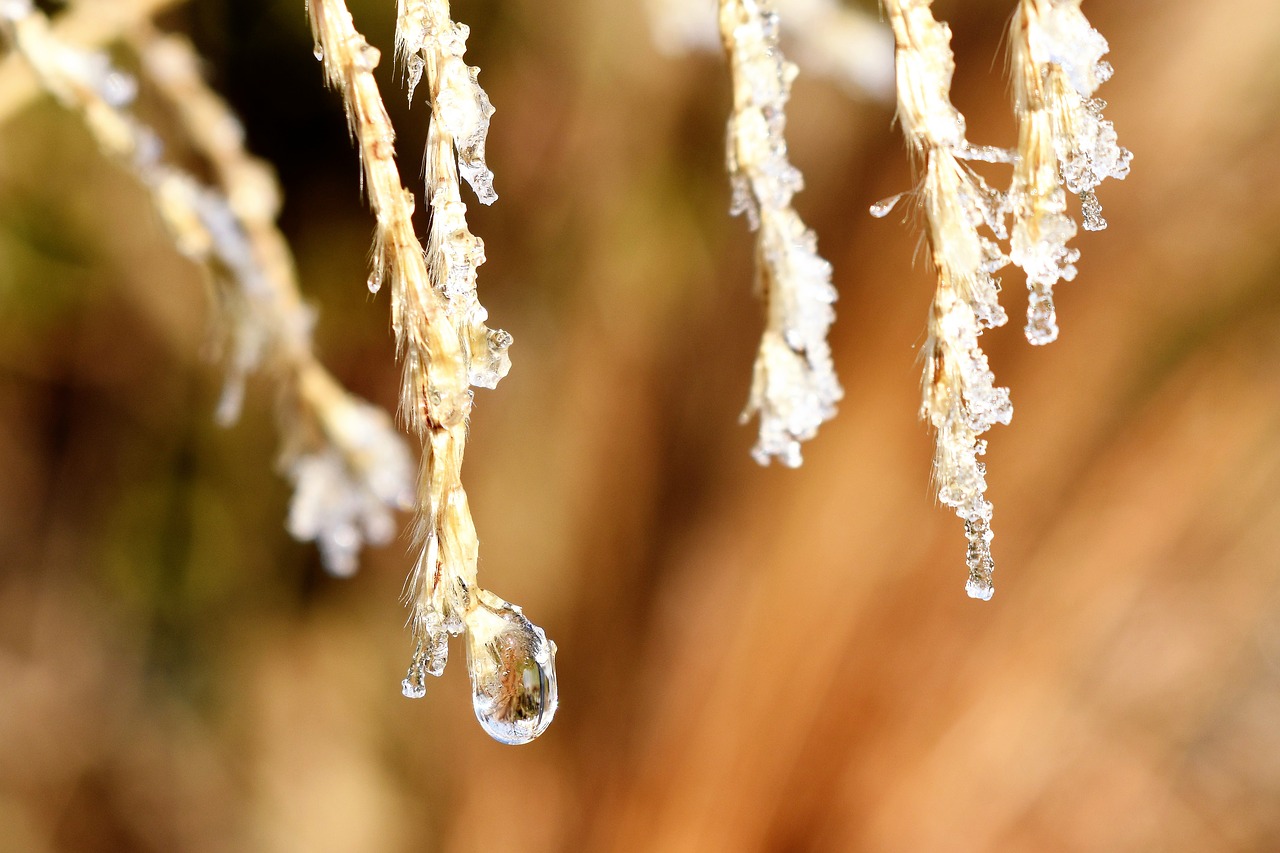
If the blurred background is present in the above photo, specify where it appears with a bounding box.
[2,0,1280,850]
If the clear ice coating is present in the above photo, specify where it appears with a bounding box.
[1025,282,1060,345]
[435,57,497,206]
[963,512,996,600]
[397,9,498,206]
[400,665,428,699]
[424,184,513,391]
[464,593,558,745]
[467,324,512,389]
[401,605,451,699]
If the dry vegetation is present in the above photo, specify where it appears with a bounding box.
[1,0,1279,850]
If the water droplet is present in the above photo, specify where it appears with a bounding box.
[464,592,557,745]
[367,269,382,294]
[313,42,324,62]
[869,192,906,219]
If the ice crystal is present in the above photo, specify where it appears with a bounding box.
[722,0,842,467]
[874,0,1130,594]
[401,587,452,697]
[425,145,513,391]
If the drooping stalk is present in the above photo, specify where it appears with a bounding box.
[0,1,415,577]
[309,0,555,743]
[879,0,1013,599]
[720,0,842,468]
[1009,0,1132,345]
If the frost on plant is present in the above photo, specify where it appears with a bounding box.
[875,0,1130,597]
[310,0,555,743]
[0,3,416,577]
[395,0,511,392]
[396,0,497,206]
[1010,0,1132,344]
[880,0,1013,600]
[919,150,1014,602]
[720,0,842,468]
[283,370,415,578]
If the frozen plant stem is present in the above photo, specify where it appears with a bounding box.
[308,0,556,743]
[0,2,414,577]
[1009,0,1132,345]
[878,0,1013,600]
[131,27,417,576]
[720,0,842,468]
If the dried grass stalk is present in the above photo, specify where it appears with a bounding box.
[880,0,1013,599]
[1009,0,1132,345]
[0,0,414,577]
[720,0,842,467]
[308,0,555,743]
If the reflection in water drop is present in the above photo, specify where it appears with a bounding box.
[464,593,558,745]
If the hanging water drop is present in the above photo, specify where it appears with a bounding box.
[313,42,324,62]
[869,192,907,219]
[464,591,558,745]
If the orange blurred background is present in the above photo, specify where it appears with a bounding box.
[2,0,1279,850]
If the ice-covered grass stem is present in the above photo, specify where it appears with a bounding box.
[719,0,843,468]
[1009,0,1132,345]
[309,0,556,744]
[131,27,419,577]
[878,0,1014,600]
[0,1,415,578]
